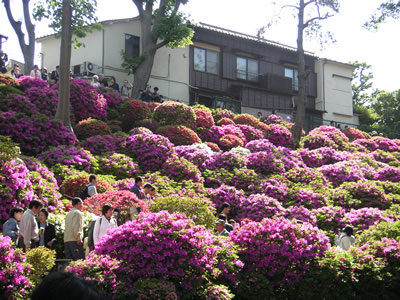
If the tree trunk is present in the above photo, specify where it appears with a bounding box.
[54,0,72,130]
[293,0,307,145]
[3,0,35,75]
[131,48,156,98]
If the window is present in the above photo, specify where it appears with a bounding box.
[125,34,140,57]
[236,57,258,81]
[284,67,299,91]
[194,47,219,74]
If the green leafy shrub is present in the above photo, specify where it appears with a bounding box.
[150,196,216,229]
[25,247,56,286]
[357,220,400,245]
[132,278,178,300]
[153,101,196,128]
[74,118,112,140]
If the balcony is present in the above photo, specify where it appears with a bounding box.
[259,73,293,94]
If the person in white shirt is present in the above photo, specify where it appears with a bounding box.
[30,65,41,78]
[93,204,118,247]
[335,226,356,251]
[19,200,43,251]
[91,75,100,87]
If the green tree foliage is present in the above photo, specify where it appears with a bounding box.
[350,61,374,106]
[371,89,400,137]
[365,1,400,30]
[123,0,194,97]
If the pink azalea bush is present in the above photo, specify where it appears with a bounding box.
[236,194,285,221]
[132,278,178,300]
[246,151,285,175]
[344,207,393,231]
[230,217,330,286]
[0,236,31,299]
[175,145,213,171]
[161,154,204,183]
[217,117,236,126]
[121,99,152,131]
[233,114,269,136]
[219,134,244,150]
[212,108,234,123]
[97,153,139,180]
[18,75,48,90]
[264,124,294,148]
[245,139,275,153]
[24,86,58,117]
[194,106,215,128]
[157,125,201,146]
[96,86,123,110]
[129,126,153,135]
[207,185,246,217]
[0,94,38,116]
[302,126,350,150]
[236,124,264,142]
[125,133,174,172]
[342,127,371,142]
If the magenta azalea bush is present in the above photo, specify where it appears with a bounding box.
[74,118,112,141]
[0,236,31,299]
[175,145,213,171]
[194,106,215,128]
[265,124,294,148]
[18,76,48,90]
[161,154,203,183]
[157,125,201,146]
[154,101,197,129]
[0,94,38,116]
[24,86,58,117]
[125,133,174,172]
[95,211,243,294]
[236,194,285,221]
[97,153,139,180]
[81,135,127,155]
[302,126,350,150]
[231,217,330,286]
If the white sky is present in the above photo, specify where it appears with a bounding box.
[1,0,399,91]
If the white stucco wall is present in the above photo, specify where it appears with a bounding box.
[38,18,190,103]
[315,59,359,127]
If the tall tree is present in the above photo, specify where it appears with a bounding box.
[259,0,339,144]
[2,0,35,75]
[350,61,374,106]
[122,0,193,98]
[371,89,400,137]
[34,0,100,129]
[365,1,400,30]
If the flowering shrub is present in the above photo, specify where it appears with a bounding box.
[343,127,371,142]
[161,154,203,183]
[84,190,148,223]
[24,157,63,212]
[131,278,178,300]
[97,153,139,180]
[212,108,234,123]
[204,284,234,300]
[205,142,222,152]
[230,146,250,157]
[52,78,108,122]
[357,220,400,245]
[157,125,201,146]
[312,205,346,236]
[249,177,289,202]
[18,75,48,90]
[24,86,58,117]
[283,206,318,226]
[134,118,160,132]
[236,194,285,221]
[231,217,330,286]
[154,101,196,128]
[302,126,350,150]
[236,124,264,142]
[299,147,349,168]
[203,167,261,191]
[0,74,20,88]
[207,185,245,217]
[0,94,38,116]
[261,114,287,126]
[38,145,98,173]
[129,126,153,135]
[245,139,275,153]
[96,86,123,110]
[125,133,174,172]
[330,181,391,210]
[0,158,33,222]
[120,99,152,131]
[0,112,78,155]
[233,114,269,135]
[175,145,213,171]
[344,207,393,231]
[0,236,31,299]
[219,134,244,150]
[67,253,124,299]
[25,247,56,286]
[246,151,284,175]
[211,152,247,171]
[95,211,242,293]
[264,124,294,148]
[81,135,127,155]
[217,117,236,126]
[74,118,112,140]
[285,188,328,210]
[60,172,115,198]
[194,105,215,128]
[150,196,216,228]
[376,165,400,182]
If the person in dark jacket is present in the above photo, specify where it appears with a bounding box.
[130,176,144,199]
[109,76,119,92]
[37,208,57,249]
[140,84,154,102]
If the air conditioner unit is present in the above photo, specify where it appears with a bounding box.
[84,61,101,75]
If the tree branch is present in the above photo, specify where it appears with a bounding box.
[132,0,144,15]
[153,0,167,27]
[282,4,299,10]
[304,0,316,8]
[22,0,35,47]
[3,0,27,48]
[155,39,169,49]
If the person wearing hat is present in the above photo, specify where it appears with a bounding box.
[215,219,229,237]
[91,75,100,87]
[335,226,355,251]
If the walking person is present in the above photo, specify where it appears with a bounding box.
[19,200,43,251]
[335,226,355,251]
[64,198,85,260]
[37,208,57,249]
[80,175,98,201]
[93,204,117,247]
[2,206,24,246]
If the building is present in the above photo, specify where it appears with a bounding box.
[315,59,359,127]
[37,17,190,102]
[37,17,358,131]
